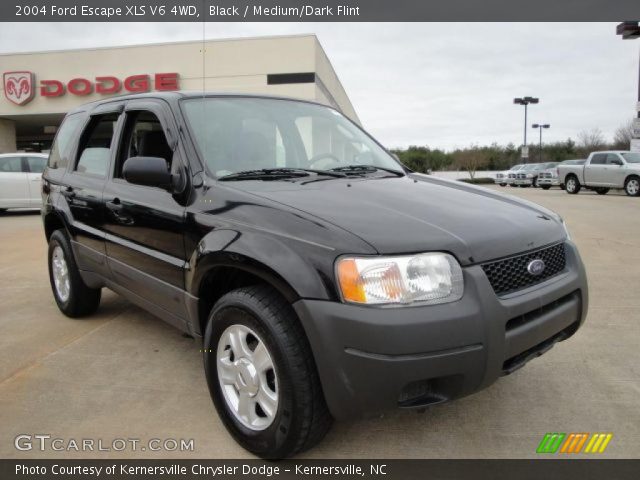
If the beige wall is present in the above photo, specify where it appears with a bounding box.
[0,119,16,152]
[0,34,359,122]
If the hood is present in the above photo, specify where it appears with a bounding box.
[224,174,566,265]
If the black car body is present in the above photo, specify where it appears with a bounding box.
[42,92,588,458]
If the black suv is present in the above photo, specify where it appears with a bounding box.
[42,92,588,458]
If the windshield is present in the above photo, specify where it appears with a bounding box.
[181,97,403,177]
[523,164,540,171]
[622,153,640,163]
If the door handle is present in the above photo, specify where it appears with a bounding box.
[61,187,75,199]
[106,198,123,212]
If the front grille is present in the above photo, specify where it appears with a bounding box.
[540,172,552,179]
[517,173,527,179]
[481,243,566,296]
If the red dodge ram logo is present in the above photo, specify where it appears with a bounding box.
[3,71,35,105]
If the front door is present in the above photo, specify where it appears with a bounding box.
[102,100,189,325]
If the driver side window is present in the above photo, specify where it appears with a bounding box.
[115,110,173,179]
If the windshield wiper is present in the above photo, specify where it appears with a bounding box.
[328,165,405,177]
[219,167,346,181]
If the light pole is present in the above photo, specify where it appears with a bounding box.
[514,96,539,163]
[532,123,550,162]
[616,22,640,123]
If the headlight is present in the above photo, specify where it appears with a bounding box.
[336,253,464,305]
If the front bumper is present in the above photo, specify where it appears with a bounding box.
[293,242,588,421]
[538,178,561,186]
[513,178,533,185]
[494,178,507,184]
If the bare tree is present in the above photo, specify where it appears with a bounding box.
[612,119,635,150]
[452,148,490,180]
[577,128,606,152]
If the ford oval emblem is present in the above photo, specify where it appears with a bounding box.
[527,259,546,276]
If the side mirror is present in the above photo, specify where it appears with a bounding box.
[122,156,173,190]
[610,158,623,166]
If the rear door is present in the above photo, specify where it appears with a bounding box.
[0,156,29,208]
[25,155,47,207]
[584,154,608,185]
[102,99,189,327]
[605,153,626,187]
[62,106,123,277]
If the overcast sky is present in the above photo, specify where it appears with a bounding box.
[0,22,637,150]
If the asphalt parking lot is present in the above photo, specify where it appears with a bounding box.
[1,185,638,459]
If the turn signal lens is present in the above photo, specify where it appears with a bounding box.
[336,253,464,305]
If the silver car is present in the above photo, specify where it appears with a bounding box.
[499,164,525,186]
[0,153,48,212]
[538,159,585,190]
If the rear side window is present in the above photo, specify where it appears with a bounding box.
[26,156,46,173]
[590,154,607,165]
[0,156,23,172]
[48,114,84,170]
[75,113,119,177]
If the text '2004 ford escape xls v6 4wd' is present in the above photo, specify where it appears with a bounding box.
[42,92,588,458]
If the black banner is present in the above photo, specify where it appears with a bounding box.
[2,0,640,22]
[2,460,640,480]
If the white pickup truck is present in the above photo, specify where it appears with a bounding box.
[558,151,640,196]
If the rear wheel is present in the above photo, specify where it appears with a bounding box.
[203,285,332,458]
[499,183,506,187]
[541,185,551,190]
[625,176,640,197]
[595,187,609,195]
[48,230,101,317]
[565,176,580,194]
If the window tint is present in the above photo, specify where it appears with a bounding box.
[75,113,119,177]
[26,156,46,173]
[590,154,607,165]
[116,110,172,178]
[0,156,23,173]
[48,114,84,170]
[606,153,622,165]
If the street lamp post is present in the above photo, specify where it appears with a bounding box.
[514,96,539,163]
[616,22,640,119]
[532,123,550,162]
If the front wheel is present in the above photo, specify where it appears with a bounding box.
[625,176,640,197]
[203,285,332,459]
[565,176,581,194]
[541,185,551,190]
[48,230,101,317]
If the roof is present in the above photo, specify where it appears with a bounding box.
[67,91,335,114]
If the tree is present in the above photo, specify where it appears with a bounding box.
[577,128,606,153]
[612,119,635,150]
[451,147,490,179]
[391,145,452,173]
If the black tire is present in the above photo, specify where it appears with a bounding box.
[595,188,609,195]
[48,229,101,317]
[0,208,7,213]
[565,175,581,194]
[624,176,640,197]
[203,285,332,459]
[560,184,565,190]
[541,185,551,190]
[499,184,506,187]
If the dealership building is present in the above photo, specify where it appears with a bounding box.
[0,34,359,153]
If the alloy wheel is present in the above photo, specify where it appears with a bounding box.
[51,246,70,302]
[217,324,278,431]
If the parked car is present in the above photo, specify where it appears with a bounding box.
[42,92,588,458]
[538,159,585,190]
[559,151,640,196]
[494,164,524,186]
[506,164,527,186]
[0,153,47,212]
[513,162,559,188]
